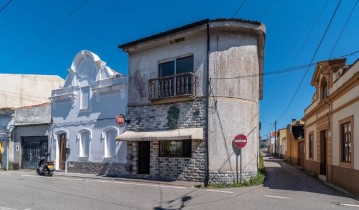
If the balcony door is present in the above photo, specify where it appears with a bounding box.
[158,55,193,97]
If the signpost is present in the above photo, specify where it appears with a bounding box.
[115,114,125,127]
[232,134,247,183]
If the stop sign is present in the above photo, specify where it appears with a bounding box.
[115,114,125,127]
[233,134,247,149]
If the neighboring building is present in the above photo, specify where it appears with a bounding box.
[285,120,304,167]
[278,128,287,158]
[267,131,276,154]
[0,108,14,170]
[303,58,359,195]
[0,74,64,108]
[50,50,128,175]
[117,18,265,183]
[11,103,51,170]
[0,73,64,170]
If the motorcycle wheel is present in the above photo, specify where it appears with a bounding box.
[36,168,42,175]
[48,171,53,177]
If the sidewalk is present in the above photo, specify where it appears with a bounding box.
[7,169,201,188]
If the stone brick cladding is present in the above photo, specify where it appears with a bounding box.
[67,161,127,176]
[125,99,206,182]
[209,170,257,184]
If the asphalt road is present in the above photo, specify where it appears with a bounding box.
[0,154,358,210]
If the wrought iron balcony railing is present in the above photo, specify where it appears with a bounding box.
[149,72,198,101]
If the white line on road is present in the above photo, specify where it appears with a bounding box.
[205,189,234,194]
[0,205,17,210]
[336,203,359,208]
[264,195,292,199]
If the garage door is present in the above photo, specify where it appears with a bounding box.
[21,137,48,169]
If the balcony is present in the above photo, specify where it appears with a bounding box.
[149,72,198,103]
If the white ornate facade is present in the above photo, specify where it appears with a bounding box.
[50,50,128,174]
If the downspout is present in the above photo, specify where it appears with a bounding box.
[204,21,210,187]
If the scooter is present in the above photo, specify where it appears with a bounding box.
[36,153,55,176]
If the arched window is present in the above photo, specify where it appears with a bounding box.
[320,77,328,100]
[104,130,116,158]
[79,130,91,158]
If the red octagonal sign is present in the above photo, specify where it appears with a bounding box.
[233,134,247,149]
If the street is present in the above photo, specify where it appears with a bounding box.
[0,154,358,210]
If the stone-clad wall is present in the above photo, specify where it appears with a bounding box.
[209,170,256,184]
[67,161,127,176]
[126,99,206,181]
[127,99,206,131]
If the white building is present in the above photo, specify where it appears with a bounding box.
[50,50,128,175]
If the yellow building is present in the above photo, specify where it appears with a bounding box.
[285,120,305,167]
[278,128,287,158]
[303,58,359,195]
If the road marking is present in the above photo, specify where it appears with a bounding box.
[205,189,234,194]
[85,179,186,189]
[333,203,359,208]
[264,195,292,199]
[0,205,17,210]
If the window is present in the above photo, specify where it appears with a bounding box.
[79,131,90,158]
[159,140,191,157]
[80,87,90,110]
[104,130,116,158]
[320,78,328,100]
[309,134,314,158]
[159,55,193,77]
[341,122,352,163]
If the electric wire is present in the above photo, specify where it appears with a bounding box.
[261,0,329,119]
[276,0,343,123]
[4,0,88,71]
[232,0,246,18]
[0,0,12,13]
[259,0,274,18]
[329,0,358,58]
[0,89,49,100]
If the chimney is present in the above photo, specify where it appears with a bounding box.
[291,119,296,125]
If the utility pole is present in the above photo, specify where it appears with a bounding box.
[274,121,277,157]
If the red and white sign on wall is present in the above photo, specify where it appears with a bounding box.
[115,114,125,127]
[233,134,247,149]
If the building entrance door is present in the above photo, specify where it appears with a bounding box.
[138,141,150,174]
[58,134,66,170]
[320,130,327,175]
[298,141,304,167]
[21,137,48,169]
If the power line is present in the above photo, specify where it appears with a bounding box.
[0,89,49,100]
[4,0,88,71]
[232,0,246,18]
[276,0,343,123]
[261,0,329,117]
[329,0,358,58]
[259,0,274,18]
[0,0,12,13]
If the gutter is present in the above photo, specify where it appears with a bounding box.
[204,21,210,187]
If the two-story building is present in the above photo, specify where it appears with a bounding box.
[303,58,359,195]
[50,50,128,175]
[117,18,265,184]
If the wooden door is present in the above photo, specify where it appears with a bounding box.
[59,134,66,170]
[138,141,150,174]
[298,141,304,167]
[320,130,327,175]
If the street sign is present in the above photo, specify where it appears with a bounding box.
[233,134,247,149]
[115,114,125,127]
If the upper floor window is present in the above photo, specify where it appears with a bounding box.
[159,55,193,77]
[320,78,328,100]
[80,87,90,110]
[341,121,352,163]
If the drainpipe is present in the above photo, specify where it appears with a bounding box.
[204,21,210,187]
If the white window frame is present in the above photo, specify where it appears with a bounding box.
[102,127,120,161]
[77,129,92,161]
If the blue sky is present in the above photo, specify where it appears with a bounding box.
[1,0,358,137]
